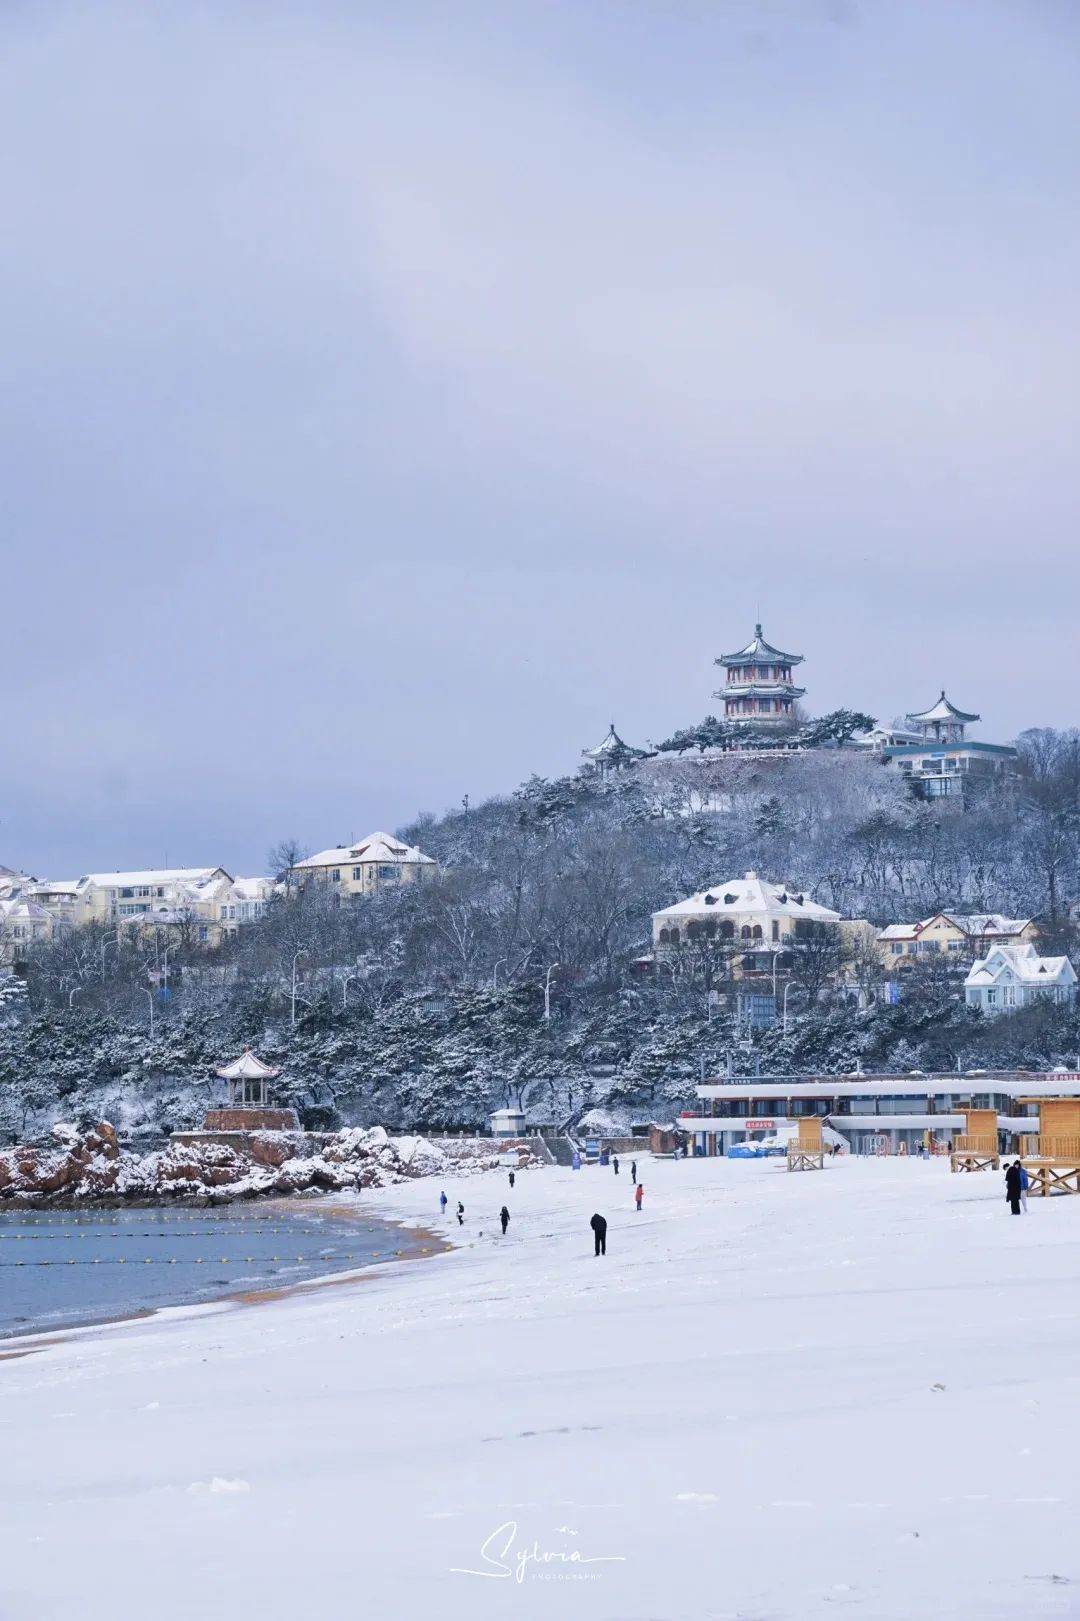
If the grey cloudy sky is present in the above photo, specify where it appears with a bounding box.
[3,0,1079,878]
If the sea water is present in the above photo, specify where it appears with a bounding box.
[0,1204,407,1338]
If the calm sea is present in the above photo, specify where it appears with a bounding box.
[0,1204,409,1339]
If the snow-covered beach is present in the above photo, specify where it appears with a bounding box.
[2,1154,1079,1620]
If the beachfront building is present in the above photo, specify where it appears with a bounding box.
[714,624,805,728]
[580,723,650,778]
[679,1068,1080,1157]
[877,692,1017,799]
[964,944,1077,1015]
[292,831,436,899]
[878,912,1039,970]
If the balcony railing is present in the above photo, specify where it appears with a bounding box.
[1021,1135,1080,1162]
[953,1134,997,1156]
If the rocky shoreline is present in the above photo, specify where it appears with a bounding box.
[0,1121,535,1206]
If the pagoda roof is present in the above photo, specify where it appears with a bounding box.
[582,723,649,762]
[907,691,979,725]
[722,682,806,700]
[716,624,803,668]
[216,1049,281,1081]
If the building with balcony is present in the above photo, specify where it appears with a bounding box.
[964,943,1077,1014]
[679,1068,1080,1156]
[878,692,1017,799]
[878,912,1038,970]
[292,831,436,899]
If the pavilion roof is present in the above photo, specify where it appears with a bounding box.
[717,624,803,668]
[582,723,649,762]
[216,1049,281,1081]
[908,691,979,725]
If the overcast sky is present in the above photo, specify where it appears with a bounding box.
[3,0,1079,878]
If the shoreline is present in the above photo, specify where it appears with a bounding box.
[0,1197,452,1352]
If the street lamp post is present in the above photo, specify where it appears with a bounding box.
[144,987,155,1037]
[493,958,508,992]
[342,971,358,1011]
[782,980,801,1033]
[544,962,560,1021]
[68,986,81,1010]
[100,930,120,982]
[291,949,307,1027]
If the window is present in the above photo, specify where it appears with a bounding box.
[741,926,752,940]
[352,867,363,881]
[669,927,680,945]
[720,921,735,939]
[891,943,903,955]
[947,940,963,952]
[986,989,997,1005]
[771,920,780,941]
[752,924,763,940]
[378,865,401,880]
[658,928,670,944]
[330,869,341,883]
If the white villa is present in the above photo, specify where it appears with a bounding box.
[293,831,436,899]
[964,943,1077,1014]
[653,872,841,951]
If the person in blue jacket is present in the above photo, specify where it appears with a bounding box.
[1018,1160,1030,1212]
[439,1190,448,1215]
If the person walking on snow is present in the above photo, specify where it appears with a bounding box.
[612,1155,619,1175]
[508,1169,515,1189]
[630,1160,637,1184]
[439,1190,448,1216]
[635,1183,644,1212]
[1004,1161,1022,1216]
[1018,1160,1030,1212]
[456,1201,465,1227]
[590,1212,607,1256]
[500,1205,510,1236]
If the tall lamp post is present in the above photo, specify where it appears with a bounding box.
[342,971,358,1011]
[291,949,308,1028]
[100,929,120,982]
[544,962,560,1021]
[493,958,508,992]
[144,987,155,1037]
[782,980,802,1033]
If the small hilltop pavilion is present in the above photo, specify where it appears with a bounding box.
[580,722,650,778]
[907,691,980,745]
[714,625,805,730]
[203,1049,299,1132]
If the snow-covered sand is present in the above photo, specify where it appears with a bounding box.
[2,1155,1079,1620]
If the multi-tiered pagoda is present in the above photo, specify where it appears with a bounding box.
[714,625,805,726]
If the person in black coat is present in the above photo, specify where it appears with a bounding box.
[1004,1160,1023,1215]
[590,1212,608,1256]
[499,1205,510,1235]
[508,1170,515,1189]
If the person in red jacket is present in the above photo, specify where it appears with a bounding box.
[634,1183,644,1212]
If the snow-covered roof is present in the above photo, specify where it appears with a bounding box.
[77,866,231,890]
[654,872,840,924]
[0,898,51,923]
[717,624,803,668]
[879,913,1033,943]
[964,943,1077,988]
[582,723,648,762]
[229,876,274,899]
[26,880,80,896]
[723,681,806,699]
[907,691,979,725]
[216,1049,281,1081]
[295,833,436,870]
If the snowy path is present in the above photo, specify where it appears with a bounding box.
[2,1156,1079,1620]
